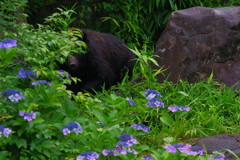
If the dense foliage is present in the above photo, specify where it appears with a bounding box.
[0,0,240,160]
[25,0,240,47]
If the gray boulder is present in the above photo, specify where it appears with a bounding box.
[151,6,240,88]
[194,134,240,159]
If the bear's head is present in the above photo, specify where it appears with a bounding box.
[67,55,79,71]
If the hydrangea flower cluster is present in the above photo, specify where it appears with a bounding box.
[0,38,17,48]
[164,143,204,156]
[0,125,12,138]
[116,134,137,148]
[144,89,162,100]
[0,89,25,102]
[131,124,150,133]
[19,111,36,121]
[146,98,164,108]
[144,89,164,108]
[142,155,154,160]
[61,122,82,135]
[168,105,190,112]
[17,68,37,79]
[76,151,99,160]
[102,147,138,156]
[208,154,225,160]
[126,98,136,106]
[57,70,70,78]
[102,134,138,157]
[208,151,225,160]
[32,80,51,86]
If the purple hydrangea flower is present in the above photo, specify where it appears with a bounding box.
[1,89,25,102]
[0,38,17,48]
[131,124,150,132]
[178,144,198,156]
[19,111,36,121]
[146,98,164,108]
[61,122,82,135]
[126,98,136,106]
[102,147,127,156]
[164,144,177,153]
[208,152,225,160]
[168,105,190,112]
[0,125,12,138]
[17,68,36,79]
[76,151,99,160]
[57,70,71,78]
[96,121,104,127]
[144,89,162,100]
[32,80,51,86]
[208,154,225,160]
[190,146,204,156]
[143,155,154,160]
[164,143,204,156]
[102,149,118,156]
[116,134,137,148]
[102,147,138,156]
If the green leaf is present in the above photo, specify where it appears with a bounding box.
[0,151,10,159]
[42,150,51,158]
[62,96,76,116]
[160,115,174,127]
[136,145,149,151]
[41,140,53,148]
[163,137,174,143]
[92,109,107,125]
[32,118,45,124]
[16,139,27,149]
[34,123,47,131]
[17,127,25,137]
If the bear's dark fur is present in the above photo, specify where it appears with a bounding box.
[58,29,135,94]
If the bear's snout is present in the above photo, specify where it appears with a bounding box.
[67,57,79,71]
[69,62,77,70]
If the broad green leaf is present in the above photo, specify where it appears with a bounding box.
[41,140,53,148]
[0,151,10,159]
[16,139,27,149]
[92,109,107,125]
[160,115,174,127]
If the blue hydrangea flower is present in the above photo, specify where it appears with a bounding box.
[102,149,118,156]
[208,151,225,160]
[168,105,190,112]
[146,98,164,108]
[208,155,224,160]
[17,68,36,79]
[126,98,136,106]
[190,146,204,156]
[102,147,138,156]
[76,151,99,160]
[144,89,162,100]
[143,155,154,160]
[0,89,25,102]
[131,124,150,132]
[0,38,17,48]
[61,122,82,135]
[19,111,36,121]
[57,70,71,78]
[116,134,137,148]
[32,80,51,86]
[0,125,12,138]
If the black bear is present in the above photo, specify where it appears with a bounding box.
[58,29,135,94]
